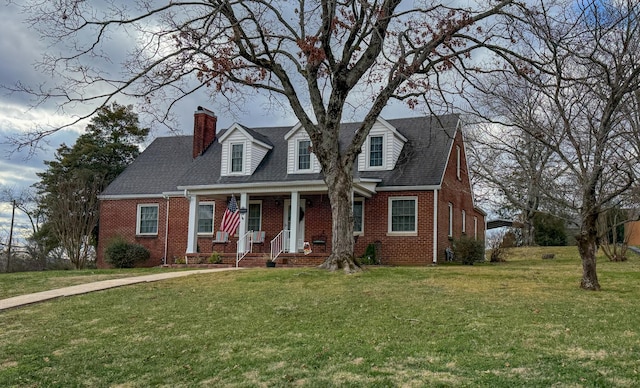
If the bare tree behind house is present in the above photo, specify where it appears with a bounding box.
[468,0,640,290]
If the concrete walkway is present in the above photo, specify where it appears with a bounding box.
[0,268,243,311]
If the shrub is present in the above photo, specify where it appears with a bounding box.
[358,243,379,265]
[208,251,222,264]
[487,232,507,263]
[453,236,485,265]
[105,238,150,268]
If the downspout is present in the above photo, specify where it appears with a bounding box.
[433,189,439,264]
[163,195,170,266]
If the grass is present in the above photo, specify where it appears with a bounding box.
[0,267,186,299]
[1,246,640,386]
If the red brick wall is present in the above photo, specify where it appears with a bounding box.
[437,129,486,261]
[97,197,190,268]
[354,191,436,265]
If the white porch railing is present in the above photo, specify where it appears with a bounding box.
[270,230,290,262]
[236,230,254,267]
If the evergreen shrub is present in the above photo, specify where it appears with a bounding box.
[105,237,150,268]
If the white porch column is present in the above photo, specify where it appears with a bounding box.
[186,193,198,254]
[238,193,249,253]
[289,191,299,253]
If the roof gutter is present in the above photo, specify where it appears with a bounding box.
[376,185,441,192]
[177,178,381,197]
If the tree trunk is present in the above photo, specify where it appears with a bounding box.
[318,166,361,273]
[576,213,601,291]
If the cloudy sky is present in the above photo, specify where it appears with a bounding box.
[0,1,428,243]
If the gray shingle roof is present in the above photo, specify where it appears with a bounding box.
[101,136,195,196]
[101,115,459,196]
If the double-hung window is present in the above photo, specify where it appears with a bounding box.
[353,198,364,234]
[137,204,159,235]
[462,209,466,234]
[388,197,417,234]
[298,140,311,171]
[369,136,383,167]
[197,202,215,234]
[474,216,478,239]
[231,143,243,173]
[448,203,454,237]
[456,145,461,180]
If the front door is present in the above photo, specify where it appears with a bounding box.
[283,199,305,252]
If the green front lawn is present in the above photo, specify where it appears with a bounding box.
[1,247,639,386]
[0,267,181,299]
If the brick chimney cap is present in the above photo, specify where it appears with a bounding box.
[195,106,216,116]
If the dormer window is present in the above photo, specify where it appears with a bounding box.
[357,117,407,172]
[298,140,311,171]
[231,143,244,173]
[369,136,384,167]
[218,123,272,177]
[285,123,320,174]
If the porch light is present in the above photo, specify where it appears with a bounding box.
[239,207,248,219]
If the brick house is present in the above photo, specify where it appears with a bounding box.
[96,107,485,267]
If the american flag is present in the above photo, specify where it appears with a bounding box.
[220,195,240,236]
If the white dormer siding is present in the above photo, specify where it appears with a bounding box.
[285,124,320,174]
[358,118,407,172]
[219,124,272,176]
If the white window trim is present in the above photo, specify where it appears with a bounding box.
[353,198,364,236]
[295,139,312,172]
[247,200,263,232]
[366,134,386,170]
[229,142,245,175]
[197,201,215,236]
[136,203,159,236]
[448,203,454,237]
[456,145,461,180]
[462,209,466,234]
[387,196,418,236]
[474,216,478,239]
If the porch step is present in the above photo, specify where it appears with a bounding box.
[183,252,328,268]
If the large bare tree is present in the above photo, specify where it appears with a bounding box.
[468,0,640,289]
[14,0,517,272]
[467,106,562,246]
[45,173,102,269]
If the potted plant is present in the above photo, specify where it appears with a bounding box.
[265,254,276,267]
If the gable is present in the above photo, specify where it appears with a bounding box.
[357,118,408,172]
[219,124,273,176]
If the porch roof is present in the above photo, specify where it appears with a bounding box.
[177,178,380,198]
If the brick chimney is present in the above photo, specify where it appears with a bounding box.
[193,106,217,158]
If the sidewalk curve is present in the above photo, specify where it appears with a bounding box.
[0,268,243,311]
